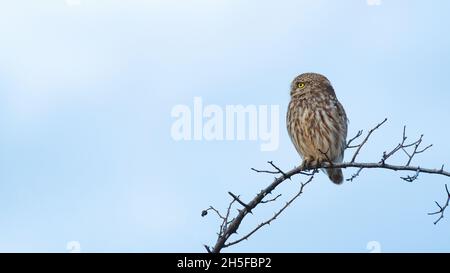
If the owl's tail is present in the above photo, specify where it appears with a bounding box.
[327,168,344,185]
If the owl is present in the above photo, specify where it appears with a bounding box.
[286,73,348,184]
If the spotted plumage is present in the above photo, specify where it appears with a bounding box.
[287,73,348,184]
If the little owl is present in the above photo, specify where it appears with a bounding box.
[287,73,348,184]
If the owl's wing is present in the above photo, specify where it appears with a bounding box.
[339,100,348,158]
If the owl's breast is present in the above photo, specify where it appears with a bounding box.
[287,93,347,162]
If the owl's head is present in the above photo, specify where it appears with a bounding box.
[290,72,335,97]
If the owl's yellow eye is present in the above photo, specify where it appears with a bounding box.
[297,82,305,88]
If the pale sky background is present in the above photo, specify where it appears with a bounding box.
[1,0,450,252]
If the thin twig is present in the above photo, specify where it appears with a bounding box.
[346,167,363,182]
[401,168,420,182]
[251,168,280,175]
[351,118,388,163]
[347,130,363,148]
[380,126,408,163]
[268,161,289,179]
[220,198,237,234]
[201,206,225,219]
[261,194,282,204]
[251,161,290,179]
[203,245,212,253]
[428,185,450,225]
[404,134,432,166]
[380,126,432,167]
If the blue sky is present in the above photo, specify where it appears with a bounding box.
[1,0,450,252]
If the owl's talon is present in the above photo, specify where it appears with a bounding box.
[300,159,313,170]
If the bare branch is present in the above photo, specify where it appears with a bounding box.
[404,134,433,166]
[251,161,290,179]
[251,168,279,175]
[225,172,317,248]
[207,160,450,252]
[380,126,408,163]
[219,198,236,235]
[228,192,251,211]
[320,162,450,178]
[203,245,212,253]
[207,164,307,253]
[380,127,432,167]
[203,119,450,253]
[428,185,450,225]
[351,118,388,163]
[268,161,289,179]
[401,168,421,182]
